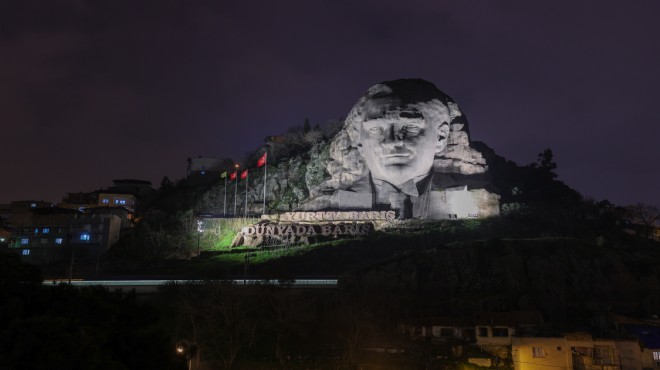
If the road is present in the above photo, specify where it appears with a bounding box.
[43,278,338,294]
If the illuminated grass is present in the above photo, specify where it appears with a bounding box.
[201,217,260,250]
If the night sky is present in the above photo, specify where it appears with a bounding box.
[2,0,659,207]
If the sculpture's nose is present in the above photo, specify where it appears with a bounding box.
[387,125,404,142]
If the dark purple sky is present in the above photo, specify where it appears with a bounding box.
[2,0,659,207]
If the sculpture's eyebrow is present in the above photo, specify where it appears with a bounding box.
[399,111,423,119]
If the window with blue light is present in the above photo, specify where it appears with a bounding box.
[201,171,206,175]
[34,228,39,234]
[102,198,109,204]
[80,234,90,241]
[30,203,36,208]
[43,228,50,234]
[21,238,29,245]
[55,238,63,245]
[22,249,30,256]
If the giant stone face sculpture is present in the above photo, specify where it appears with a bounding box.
[300,79,500,220]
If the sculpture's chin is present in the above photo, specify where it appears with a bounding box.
[376,165,429,185]
[382,156,413,165]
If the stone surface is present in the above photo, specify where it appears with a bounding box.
[201,79,499,222]
[300,79,498,219]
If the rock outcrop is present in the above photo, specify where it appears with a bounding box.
[201,79,500,221]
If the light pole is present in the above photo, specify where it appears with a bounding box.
[196,219,204,256]
[175,341,197,370]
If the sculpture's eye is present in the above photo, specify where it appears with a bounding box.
[402,125,422,136]
[368,126,384,135]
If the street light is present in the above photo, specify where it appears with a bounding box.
[175,341,198,370]
[196,219,204,256]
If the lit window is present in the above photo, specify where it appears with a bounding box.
[532,347,545,358]
[201,171,206,175]
[34,228,39,234]
[31,203,36,208]
[55,238,63,245]
[80,234,90,241]
[594,346,614,365]
[22,249,30,256]
[102,199,109,204]
[119,200,126,205]
[21,238,29,245]
[653,351,660,361]
[78,207,85,212]
[43,228,50,234]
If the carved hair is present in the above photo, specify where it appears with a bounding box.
[319,79,483,193]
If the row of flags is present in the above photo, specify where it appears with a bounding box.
[219,151,269,216]
[220,152,267,181]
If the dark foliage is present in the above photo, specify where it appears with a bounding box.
[0,255,181,370]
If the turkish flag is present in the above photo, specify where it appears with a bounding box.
[257,152,267,168]
[240,169,248,180]
[229,171,237,181]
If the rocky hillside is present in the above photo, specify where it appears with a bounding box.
[198,139,332,215]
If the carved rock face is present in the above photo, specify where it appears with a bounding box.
[356,98,449,186]
[299,79,499,219]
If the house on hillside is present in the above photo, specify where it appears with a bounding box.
[399,310,544,359]
[512,332,642,370]
[624,325,660,369]
[8,207,122,264]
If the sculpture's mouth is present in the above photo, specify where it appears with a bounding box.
[384,147,414,157]
[382,151,414,165]
[384,153,410,158]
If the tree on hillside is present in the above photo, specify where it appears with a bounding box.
[533,148,558,179]
[176,282,259,369]
[626,203,660,239]
[303,118,311,133]
[160,176,173,191]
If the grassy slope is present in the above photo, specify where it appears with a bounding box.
[99,206,658,280]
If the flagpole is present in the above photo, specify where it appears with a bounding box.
[223,175,227,216]
[262,150,267,215]
[244,170,248,218]
[234,165,238,216]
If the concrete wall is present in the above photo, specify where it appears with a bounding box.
[512,337,569,370]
